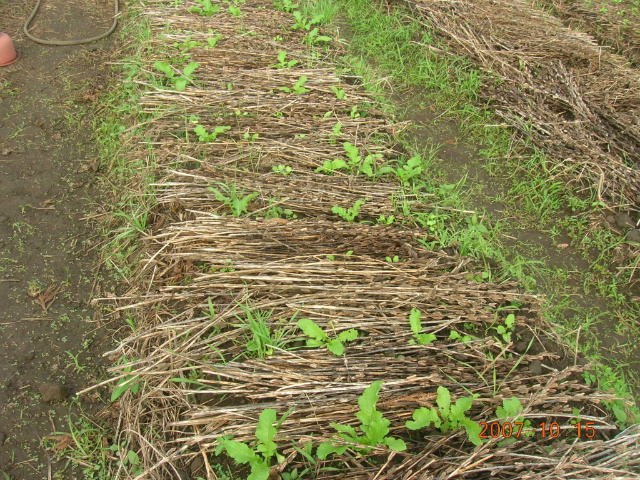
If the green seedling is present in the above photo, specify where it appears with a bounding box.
[154,61,199,91]
[332,199,366,222]
[318,381,406,458]
[330,85,345,99]
[408,308,436,345]
[208,183,258,216]
[382,155,423,184]
[493,313,515,344]
[233,303,286,359]
[377,215,395,225]
[272,51,299,69]
[297,318,357,356]
[216,408,290,480]
[386,255,400,263]
[244,131,259,142]
[272,164,292,175]
[65,350,86,373]
[350,105,361,118]
[111,355,142,401]
[278,76,309,94]
[189,0,221,16]
[173,36,204,53]
[264,205,297,220]
[342,142,379,177]
[466,214,489,236]
[274,0,298,12]
[303,28,332,46]
[331,121,342,142]
[495,397,534,441]
[406,386,482,446]
[324,111,333,118]
[326,255,335,261]
[316,158,347,174]
[449,330,475,344]
[228,5,242,17]
[207,33,224,48]
[194,124,232,142]
[291,10,322,30]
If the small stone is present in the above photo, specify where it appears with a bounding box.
[515,341,528,354]
[614,213,636,229]
[190,456,204,477]
[39,381,69,403]
[528,359,542,375]
[605,215,616,225]
[626,229,640,243]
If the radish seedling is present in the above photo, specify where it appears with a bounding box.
[317,381,407,458]
[297,318,357,356]
[154,61,199,91]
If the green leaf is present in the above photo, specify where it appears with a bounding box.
[497,397,522,418]
[338,329,358,342]
[406,407,439,430]
[224,440,257,464]
[153,61,173,77]
[436,386,451,418]
[316,442,347,459]
[183,61,199,77]
[383,437,407,451]
[409,308,422,335]
[256,409,277,456]
[298,318,327,341]
[363,416,390,444]
[415,333,436,345]
[462,419,483,446]
[331,423,357,438]
[247,461,270,480]
[326,339,344,356]
[357,381,383,427]
[174,77,188,91]
[505,313,515,329]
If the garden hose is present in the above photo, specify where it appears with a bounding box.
[23,0,119,45]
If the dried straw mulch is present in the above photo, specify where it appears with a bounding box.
[95,1,640,478]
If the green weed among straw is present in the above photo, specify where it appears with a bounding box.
[332,199,366,222]
[272,51,299,69]
[189,0,221,16]
[217,408,291,480]
[208,183,258,216]
[297,318,358,355]
[318,381,407,458]
[406,386,482,446]
[194,124,232,142]
[408,308,436,345]
[153,61,199,91]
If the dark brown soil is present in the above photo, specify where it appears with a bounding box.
[0,0,114,478]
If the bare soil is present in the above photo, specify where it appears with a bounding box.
[0,0,114,478]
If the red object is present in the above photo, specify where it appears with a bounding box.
[0,32,19,66]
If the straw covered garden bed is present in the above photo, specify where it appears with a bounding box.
[95,0,640,478]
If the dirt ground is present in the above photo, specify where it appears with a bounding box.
[0,0,114,478]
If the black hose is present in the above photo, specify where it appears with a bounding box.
[23,0,118,46]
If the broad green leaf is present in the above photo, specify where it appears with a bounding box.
[111,376,140,402]
[247,461,270,480]
[174,77,187,91]
[497,397,522,418]
[409,308,422,335]
[255,409,277,453]
[298,318,327,341]
[415,333,436,345]
[338,329,358,342]
[183,62,199,77]
[505,314,515,329]
[153,61,173,77]
[436,386,451,418]
[405,407,439,430]
[331,423,357,438]
[224,440,256,464]
[462,419,483,446]
[384,437,407,451]
[326,339,344,356]
[357,381,383,426]
[316,442,348,459]
[362,417,390,444]
[305,338,324,347]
